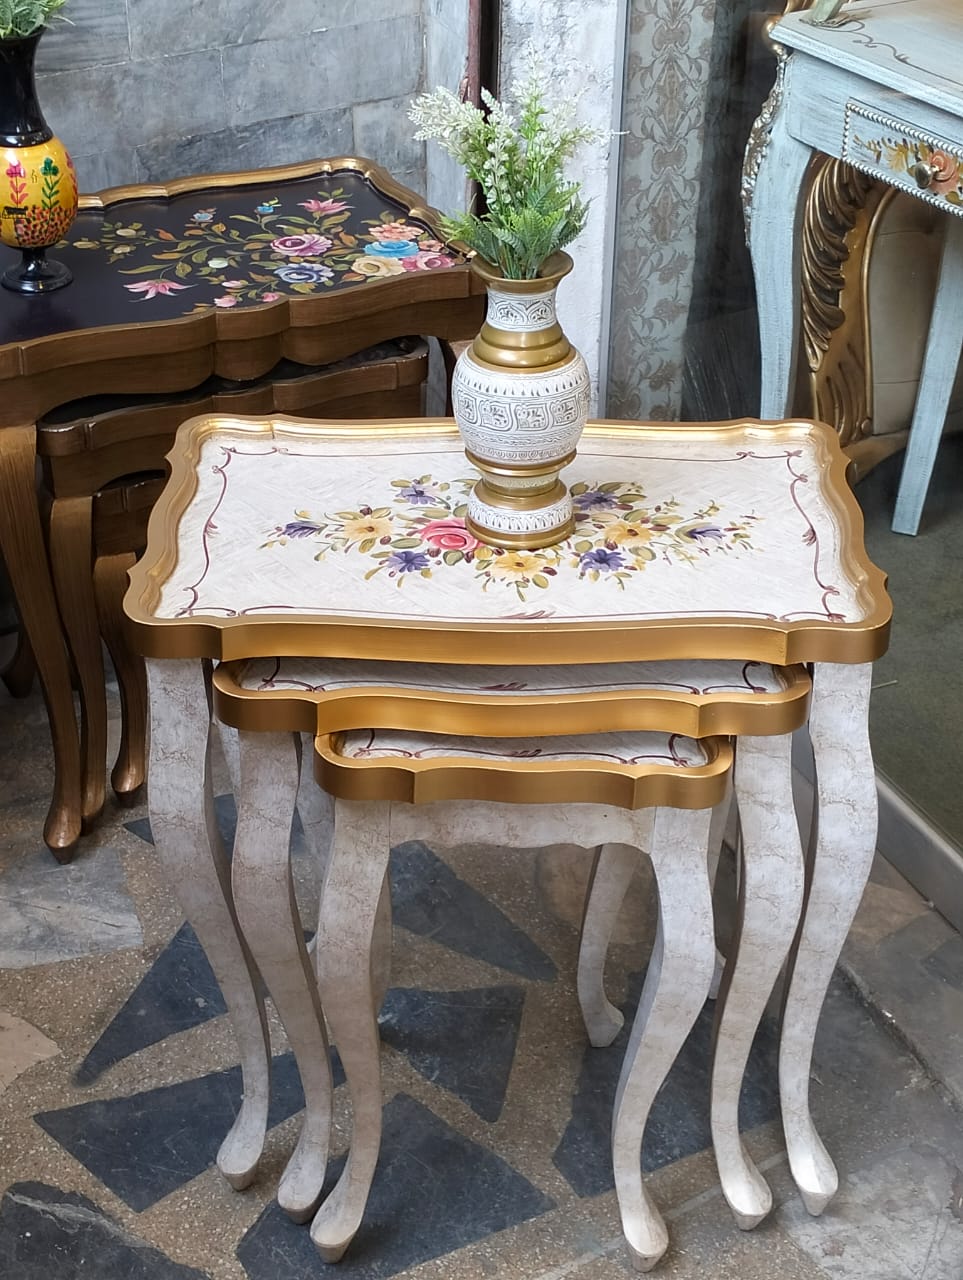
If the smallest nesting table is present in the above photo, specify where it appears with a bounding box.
[124,412,891,1254]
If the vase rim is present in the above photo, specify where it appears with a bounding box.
[469,251,573,292]
[0,26,47,45]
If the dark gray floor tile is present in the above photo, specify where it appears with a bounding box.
[379,985,525,1121]
[35,1052,330,1211]
[75,923,226,1084]
[237,1093,555,1279]
[390,842,557,981]
[0,1182,210,1278]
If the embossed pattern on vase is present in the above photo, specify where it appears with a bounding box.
[452,349,591,466]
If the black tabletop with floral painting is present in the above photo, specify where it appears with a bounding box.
[0,161,467,345]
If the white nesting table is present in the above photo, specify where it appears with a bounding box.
[124,413,891,1239]
[745,0,963,533]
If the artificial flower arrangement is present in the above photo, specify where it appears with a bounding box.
[408,50,604,280]
[0,0,68,38]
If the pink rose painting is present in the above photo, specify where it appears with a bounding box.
[270,233,333,257]
[420,518,479,552]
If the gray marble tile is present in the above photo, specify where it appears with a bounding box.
[128,0,231,57]
[221,17,421,126]
[34,0,130,73]
[353,97,426,180]
[134,109,353,183]
[782,1145,963,1279]
[70,148,140,195]
[0,845,142,970]
[37,51,227,157]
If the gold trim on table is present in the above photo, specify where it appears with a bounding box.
[124,414,892,667]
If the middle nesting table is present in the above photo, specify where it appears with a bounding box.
[124,413,891,1261]
[212,655,812,1267]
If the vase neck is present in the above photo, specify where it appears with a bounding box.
[484,281,559,335]
[0,31,52,148]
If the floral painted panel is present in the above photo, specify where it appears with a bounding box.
[0,167,464,345]
[154,426,867,627]
[844,105,963,217]
[262,475,758,604]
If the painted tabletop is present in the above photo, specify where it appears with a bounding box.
[0,159,465,346]
[126,416,891,666]
[775,0,963,119]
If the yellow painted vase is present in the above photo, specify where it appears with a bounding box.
[0,29,78,293]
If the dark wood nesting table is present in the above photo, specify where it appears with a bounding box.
[0,156,483,858]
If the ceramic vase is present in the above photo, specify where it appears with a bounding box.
[0,28,78,294]
[451,251,591,550]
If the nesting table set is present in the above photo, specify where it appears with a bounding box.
[124,412,891,1269]
[0,156,482,859]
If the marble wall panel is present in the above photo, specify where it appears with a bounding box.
[221,17,422,127]
[32,3,429,193]
[38,51,228,159]
[353,97,426,184]
[134,109,354,183]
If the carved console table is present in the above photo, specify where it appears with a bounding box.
[744,0,963,534]
[0,156,483,858]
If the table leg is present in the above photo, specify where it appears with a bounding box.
[233,730,333,1222]
[578,843,640,1048]
[780,661,876,1214]
[93,552,148,805]
[146,658,271,1189]
[612,806,716,1272]
[310,797,392,1263]
[891,214,963,535]
[746,100,813,418]
[577,783,731,1048]
[712,733,804,1229]
[0,424,82,858]
[49,494,107,828]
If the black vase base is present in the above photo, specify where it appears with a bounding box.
[2,252,72,294]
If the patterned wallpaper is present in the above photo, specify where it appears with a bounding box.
[608,0,719,420]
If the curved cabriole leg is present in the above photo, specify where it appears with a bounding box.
[612,806,716,1272]
[0,425,82,858]
[781,663,876,1215]
[747,99,813,418]
[712,733,804,1230]
[578,843,640,1047]
[93,552,148,804]
[233,730,333,1222]
[311,797,392,1263]
[707,781,733,1000]
[49,494,107,830]
[146,659,271,1189]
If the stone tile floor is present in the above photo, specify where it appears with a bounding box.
[1,676,962,1279]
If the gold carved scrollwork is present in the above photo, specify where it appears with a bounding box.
[799,156,890,451]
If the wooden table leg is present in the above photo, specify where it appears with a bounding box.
[711,733,805,1230]
[49,494,107,829]
[146,657,272,1189]
[0,424,82,859]
[233,729,333,1223]
[612,806,716,1272]
[93,551,148,805]
[779,662,876,1215]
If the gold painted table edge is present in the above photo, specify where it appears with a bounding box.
[124,414,892,667]
[212,659,812,741]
